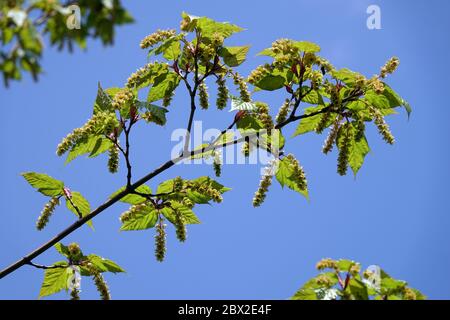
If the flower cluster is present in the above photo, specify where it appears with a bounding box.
[182,197,194,209]
[380,57,400,78]
[70,288,80,300]
[256,102,274,133]
[275,99,291,125]
[173,176,183,192]
[322,115,342,154]
[216,76,229,110]
[247,64,272,85]
[107,145,119,173]
[315,111,332,134]
[309,70,323,89]
[36,197,60,230]
[194,184,223,203]
[337,123,352,176]
[140,29,176,49]
[271,39,299,69]
[253,159,278,207]
[369,106,395,144]
[349,263,361,275]
[369,76,385,94]
[242,141,251,157]
[316,258,338,271]
[233,72,251,102]
[316,274,334,287]
[111,88,134,110]
[403,287,417,300]
[198,82,209,109]
[119,202,149,223]
[155,219,167,262]
[126,62,167,88]
[56,112,118,156]
[174,208,187,242]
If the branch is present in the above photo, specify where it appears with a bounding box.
[26,261,67,270]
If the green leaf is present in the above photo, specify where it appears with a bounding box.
[147,71,180,103]
[94,83,113,114]
[66,191,93,228]
[331,68,364,86]
[138,102,168,125]
[302,87,325,105]
[86,254,125,273]
[291,278,320,300]
[54,243,70,258]
[218,46,250,67]
[110,185,152,205]
[236,115,264,134]
[348,135,370,177]
[382,84,412,118]
[364,91,390,109]
[161,203,201,225]
[148,35,183,60]
[257,47,276,57]
[336,259,357,272]
[349,278,369,300]
[230,97,257,112]
[292,106,331,137]
[195,16,244,40]
[21,172,64,197]
[275,157,308,199]
[293,41,321,53]
[39,262,70,298]
[65,135,113,164]
[120,205,158,231]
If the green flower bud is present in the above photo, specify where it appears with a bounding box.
[322,116,342,154]
[380,57,400,78]
[216,76,229,110]
[155,219,167,262]
[403,287,417,300]
[140,29,176,49]
[369,106,395,145]
[107,145,119,173]
[111,88,134,110]
[198,82,209,110]
[316,274,333,287]
[36,197,59,231]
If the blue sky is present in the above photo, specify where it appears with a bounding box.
[1,0,449,299]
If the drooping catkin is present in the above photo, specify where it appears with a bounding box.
[140,29,176,49]
[174,208,187,242]
[155,218,167,262]
[70,288,80,300]
[322,116,342,154]
[198,82,209,110]
[107,145,119,173]
[369,106,395,145]
[85,263,110,300]
[285,154,307,191]
[36,197,60,230]
[216,76,229,110]
[213,150,222,177]
[252,159,278,207]
[315,111,332,134]
[337,123,352,176]
[233,72,251,102]
[276,99,291,125]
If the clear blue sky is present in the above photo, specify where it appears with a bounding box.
[1,0,449,299]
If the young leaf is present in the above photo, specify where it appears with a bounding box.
[293,41,320,53]
[349,278,369,300]
[147,71,180,103]
[218,46,250,67]
[138,102,168,125]
[94,83,113,114]
[54,243,71,259]
[292,106,333,137]
[39,262,70,298]
[65,135,113,164]
[66,191,93,228]
[110,185,152,205]
[21,172,64,197]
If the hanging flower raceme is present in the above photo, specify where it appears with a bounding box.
[140,29,176,49]
[155,218,167,262]
[233,72,251,102]
[173,176,183,192]
[174,208,187,242]
[192,183,223,203]
[119,202,150,223]
[315,111,333,134]
[369,76,385,94]
[247,64,272,85]
[276,99,291,125]
[126,62,168,89]
[285,154,307,191]
[216,76,229,110]
[256,102,274,133]
[199,82,209,110]
[85,263,111,300]
[316,258,338,271]
[322,115,342,154]
[107,145,119,173]
[212,150,222,177]
[111,88,134,110]
[36,197,60,230]
[253,159,278,207]
[182,197,194,209]
[337,123,352,176]
[242,141,251,157]
[369,106,395,145]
